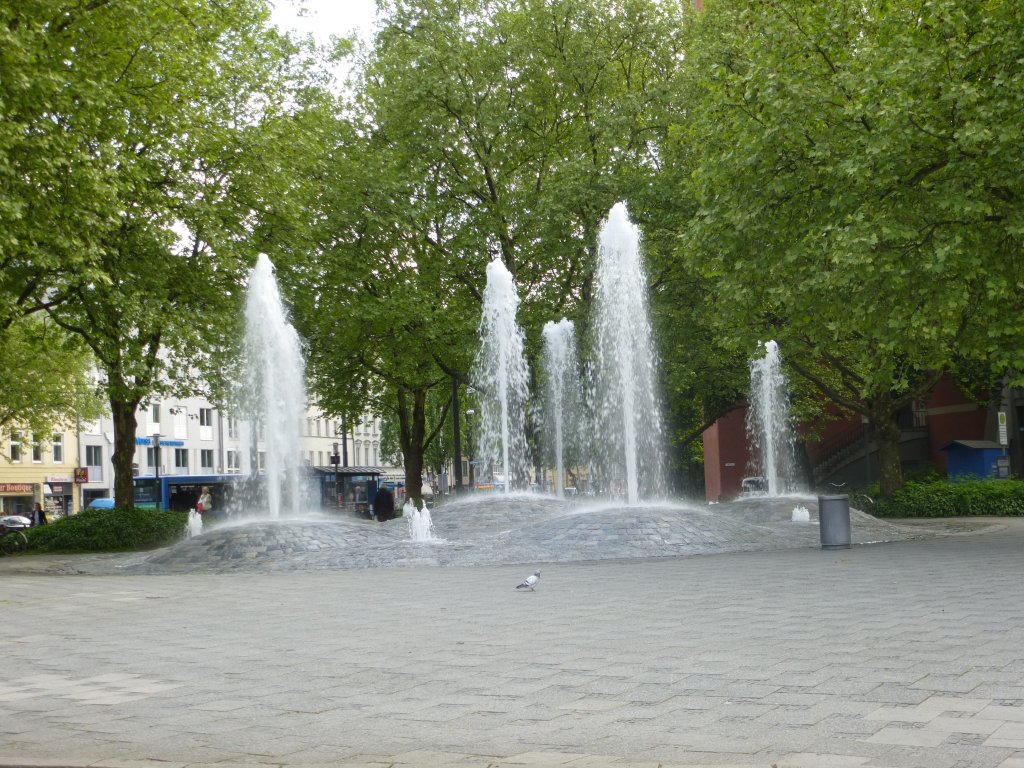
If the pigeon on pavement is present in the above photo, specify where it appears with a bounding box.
[516,569,540,591]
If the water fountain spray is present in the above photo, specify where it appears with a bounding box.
[747,339,796,496]
[593,203,665,504]
[541,318,581,498]
[243,254,307,518]
[473,259,531,491]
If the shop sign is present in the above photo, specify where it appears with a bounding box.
[74,467,89,483]
[47,475,72,483]
[0,483,34,494]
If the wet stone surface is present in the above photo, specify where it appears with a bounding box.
[92,494,986,575]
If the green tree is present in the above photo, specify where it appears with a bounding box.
[300,0,684,500]
[0,316,103,451]
[2,1,332,505]
[669,0,1024,495]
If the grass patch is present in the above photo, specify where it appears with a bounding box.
[853,478,1024,518]
[22,507,188,553]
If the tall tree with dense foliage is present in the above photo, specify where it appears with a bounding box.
[0,317,103,452]
[669,0,1024,495]
[300,0,685,499]
[2,0,333,505]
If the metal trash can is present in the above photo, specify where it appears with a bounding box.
[818,494,851,550]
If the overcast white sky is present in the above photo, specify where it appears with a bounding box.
[270,0,380,45]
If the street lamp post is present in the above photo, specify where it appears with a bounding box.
[464,409,475,490]
[332,442,341,509]
[153,434,162,512]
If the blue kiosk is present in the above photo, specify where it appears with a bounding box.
[939,440,1005,480]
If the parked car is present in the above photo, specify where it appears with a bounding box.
[740,476,767,497]
[87,498,116,510]
[0,515,32,534]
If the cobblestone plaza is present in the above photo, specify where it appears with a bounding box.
[3,498,1024,768]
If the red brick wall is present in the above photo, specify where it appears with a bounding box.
[703,409,751,501]
[925,380,987,469]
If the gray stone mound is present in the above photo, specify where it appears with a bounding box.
[129,494,945,574]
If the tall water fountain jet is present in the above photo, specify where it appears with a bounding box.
[593,203,665,504]
[747,339,796,496]
[541,319,582,498]
[243,253,307,519]
[474,259,531,491]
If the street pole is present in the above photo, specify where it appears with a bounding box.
[452,378,463,493]
[465,409,475,490]
[341,414,349,467]
[333,442,340,508]
[153,434,162,512]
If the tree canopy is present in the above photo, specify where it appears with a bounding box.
[4,0,1021,501]
[2,0,336,503]
[666,0,1024,493]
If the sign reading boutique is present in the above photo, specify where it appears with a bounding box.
[0,483,34,495]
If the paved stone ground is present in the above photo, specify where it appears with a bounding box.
[1,504,1022,768]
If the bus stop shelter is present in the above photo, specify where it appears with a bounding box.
[313,466,382,517]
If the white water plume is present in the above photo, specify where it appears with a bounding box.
[592,203,665,504]
[242,253,309,519]
[747,339,797,497]
[473,259,531,492]
[541,318,582,498]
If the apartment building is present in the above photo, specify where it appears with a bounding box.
[0,427,79,517]
[0,396,401,512]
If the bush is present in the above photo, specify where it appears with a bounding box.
[23,507,188,553]
[871,478,1024,518]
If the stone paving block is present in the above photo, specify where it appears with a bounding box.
[2,515,1024,768]
[865,726,951,747]
[987,723,1024,749]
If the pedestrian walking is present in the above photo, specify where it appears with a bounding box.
[372,483,395,522]
[197,487,213,518]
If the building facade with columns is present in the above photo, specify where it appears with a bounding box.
[1,398,400,514]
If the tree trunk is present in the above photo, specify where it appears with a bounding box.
[873,408,904,498]
[396,387,427,510]
[110,394,141,508]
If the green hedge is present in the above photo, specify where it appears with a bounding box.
[854,479,1024,518]
[22,507,189,553]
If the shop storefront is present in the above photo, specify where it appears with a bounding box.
[0,483,35,516]
[44,477,73,517]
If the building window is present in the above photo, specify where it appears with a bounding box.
[151,402,161,423]
[306,418,312,436]
[200,449,214,471]
[354,444,361,466]
[32,436,43,463]
[315,420,321,437]
[318,451,323,466]
[10,431,23,462]
[146,447,158,468]
[52,434,64,463]
[258,451,266,470]
[308,450,314,466]
[175,449,188,470]
[199,408,213,427]
[226,450,239,472]
[228,416,238,439]
[173,407,188,439]
[85,444,104,482]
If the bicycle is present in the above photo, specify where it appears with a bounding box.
[0,529,28,555]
